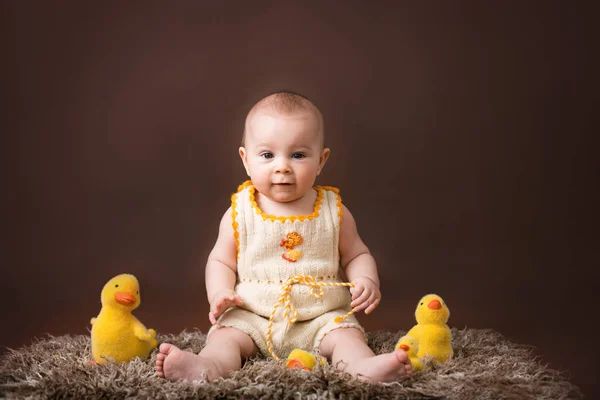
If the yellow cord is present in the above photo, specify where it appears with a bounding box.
[265,274,356,360]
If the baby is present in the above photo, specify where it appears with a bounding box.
[156,91,412,382]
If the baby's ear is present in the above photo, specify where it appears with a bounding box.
[239,147,251,176]
[318,148,331,175]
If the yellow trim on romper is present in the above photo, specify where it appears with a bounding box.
[314,185,343,224]
[236,180,341,223]
[231,191,240,259]
[250,184,322,222]
[333,190,343,225]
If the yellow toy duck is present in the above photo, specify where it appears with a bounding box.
[396,294,453,368]
[286,349,326,371]
[395,335,424,371]
[90,274,158,363]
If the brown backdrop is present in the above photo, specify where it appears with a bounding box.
[1,1,597,397]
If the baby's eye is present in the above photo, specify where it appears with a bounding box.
[291,153,305,159]
[260,152,274,159]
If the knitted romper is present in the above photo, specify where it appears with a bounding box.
[207,181,365,359]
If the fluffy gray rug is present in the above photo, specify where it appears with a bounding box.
[0,328,582,399]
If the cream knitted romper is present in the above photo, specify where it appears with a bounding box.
[208,181,365,359]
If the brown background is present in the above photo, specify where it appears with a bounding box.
[1,1,597,397]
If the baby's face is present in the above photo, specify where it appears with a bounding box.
[240,110,329,204]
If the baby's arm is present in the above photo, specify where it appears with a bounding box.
[339,205,381,314]
[206,207,243,325]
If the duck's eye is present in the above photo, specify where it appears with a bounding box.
[136,291,139,295]
[115,284,119,288]
[420,302,423,305]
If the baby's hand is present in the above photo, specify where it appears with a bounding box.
[209,289,243,325]
[350,276,381,314]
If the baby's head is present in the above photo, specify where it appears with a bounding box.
[239,91,330,204]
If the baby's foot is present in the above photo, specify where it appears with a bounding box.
[345,350,413,382]
[155,343,218,382]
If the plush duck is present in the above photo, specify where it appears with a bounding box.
[90,274,158,363]
[286,349,326,371]
[398,294,453,366]
[395,335,424,371]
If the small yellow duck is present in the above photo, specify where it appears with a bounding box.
[395,335,424,371]
[286,349,326,371]
[90,274,158,363]
[397,294,453,367]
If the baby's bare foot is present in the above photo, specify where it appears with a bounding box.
[155,343,218,382]
[345,349,413,382]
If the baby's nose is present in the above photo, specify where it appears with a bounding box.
[274,158,291,173]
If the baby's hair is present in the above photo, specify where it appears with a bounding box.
[258,90,314,115]
[241,90,324,147]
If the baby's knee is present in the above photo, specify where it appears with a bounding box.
[319,326,366,355]
[338,327,366,342]
[208,326,247,342]
[207,327,257,357]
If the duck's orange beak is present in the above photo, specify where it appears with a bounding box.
[115,292,136,306]
[428,299,441,310]
[286,359,311,371]
[399,344,410,351]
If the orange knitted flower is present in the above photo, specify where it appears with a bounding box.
[280,232,303,249]
[280,232,304,262]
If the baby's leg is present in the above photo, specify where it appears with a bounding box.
[156,327,257,382]
[319,327,412,382]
